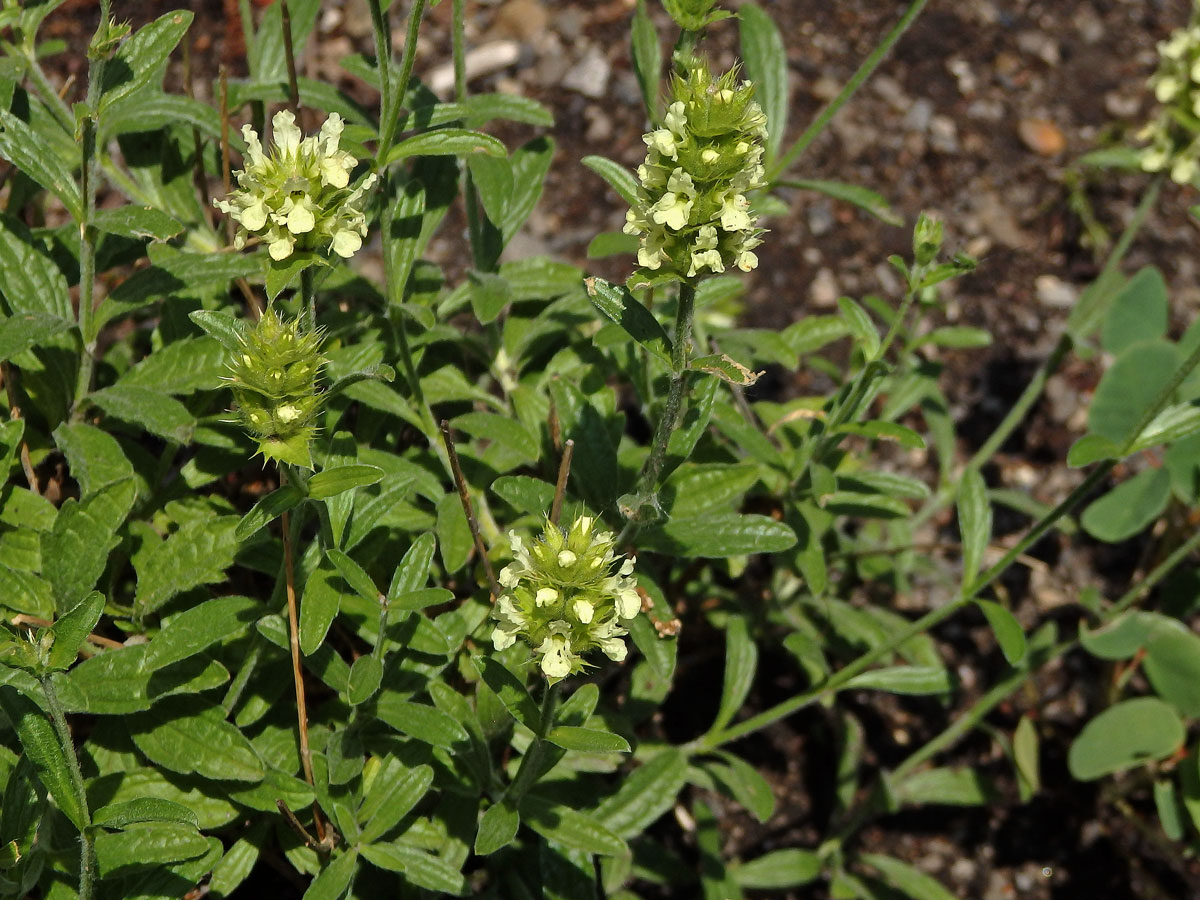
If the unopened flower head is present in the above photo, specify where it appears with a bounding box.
[1139,8,1200,185]
[491,515,642,680]
[226,307,325,469]
[624,58,768,279]
[215,111,377,261]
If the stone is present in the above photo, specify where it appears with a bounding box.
[562,47,611,98]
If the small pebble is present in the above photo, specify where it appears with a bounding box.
[1018,118,1066,156]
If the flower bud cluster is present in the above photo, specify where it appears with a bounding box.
[226,307,325,469]
[623,59,768,279]
[215,110,376,261]
[491,516,641,680]
[1139,12,1200,184]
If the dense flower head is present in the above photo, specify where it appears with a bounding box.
[624,58,768,280]
[226,306,325,469]
[491,516,642,680]
[1139,9,1200,184]
[215,110,377,261]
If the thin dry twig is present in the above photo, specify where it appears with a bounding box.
[550,439,574,526]
[280,0,301,118]
[279,504,326,845]
[9,615,123,650]
[439,420,499,597]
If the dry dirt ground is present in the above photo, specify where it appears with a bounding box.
[34,0,1200,897]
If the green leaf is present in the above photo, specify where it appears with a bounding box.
[1013,715,1040,801]
[710,614,756,736]
[128,699,265,783]
[630,1,662,122]
[784,314,850,356]
[188,309,249,353]
[835,420,926,449]
[1080,467,1171,543]
[582,155,639,205]
[61,645,227,714]
[88,385,195,443]
[435,491,473,573]
[734,849,822,889]
[142,596,259,671]
[690,352,762,386]
[264,251,317,301]
[452,411,539,463]
[739,2,788,162]
[0,686,88,830]
[0,110,82,220]
[703,751,775,823]
[1068,697,1185,781]
[782,178,900,224]
[545,726,631,754]
[894,766,997,808]
[326,548,378,604]
[43,479,135,610]
[584,276,673,367]
[346,655,383,706]
[47,590,104,671]
[638,513,796,557]
[0,214,71,318]
[300,560,345,655]
[235,485,304,542]
[475,801,519,856]
[1102,266,1168,356]
[837,296,880,359]
[0,312,72,363]
[359,841,466,895]
[359,761,433,843]
[975,600,1026,665]
[491,475,555,515]
[472,656,540,732]
[388,532,437,599]
[1067,433,1121,467]
[98,11,193,113]
[385,128,506,164]
[134,517,239,615]
[1088,340,1180,444]
[301,848,357,900]
[1129,402,1200,454]
[93,822,209,877]
[92,205,184,241]
[1143,627,1200,718]
[859,853,957,900]
[843,666,953,696]
[957,470,991,590]
[593,748,688,838]
[92,798,199,831]
[519,794,628,857]
[376,696,469,749]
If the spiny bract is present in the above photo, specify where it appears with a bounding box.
[624,58,768,280]
[215,110,376,261]
[491,515,641,680]
[226,307,326,469]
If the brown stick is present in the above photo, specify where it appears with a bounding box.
[547,396,561,453]
[276,799,318,849]
[10,615,123,650]
[439,420,499,597]
[550,439,573,526]
[279,505,326,844]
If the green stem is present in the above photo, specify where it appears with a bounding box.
[451,0,467,104]
[912,177,1162,530]
[41,676,94,900]
[367,0,393,146]
[504,680,562,804]
[24,55,74,131]
[300,266,316,329]
[768,0,929,182]
[378,0,427,158]
[637,282,696,496]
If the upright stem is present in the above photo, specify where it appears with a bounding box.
[280,0,301,116]
[504,680,562,804]
[636,282,697,497]
[768,0,929,181]
[279,499,325,844]
[451,0,467,104]
[300,267,316,330]
[40,676,94,900]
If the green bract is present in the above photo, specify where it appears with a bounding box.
[491,516,641,680]
[1139,6,1200,184]
[215,110,376,261]
[624,58,768,280]
[226,307,325,469]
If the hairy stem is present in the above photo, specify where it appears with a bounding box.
[504,680,562,804]
[638,282,697,496]
[41,676,94,900]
